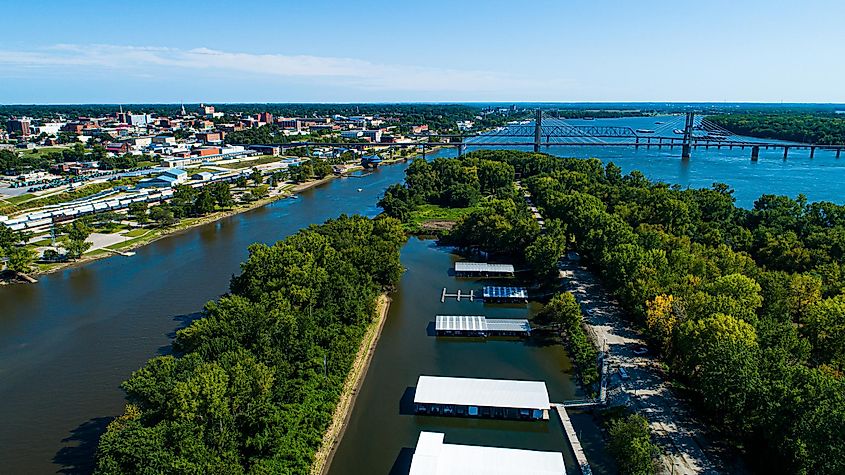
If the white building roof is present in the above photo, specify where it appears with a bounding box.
[409,432,566,475]
[454,262,515,273]
[414,376,550,410]
[435,316,531,333]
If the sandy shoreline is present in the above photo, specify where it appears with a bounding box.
[311,293,392,475]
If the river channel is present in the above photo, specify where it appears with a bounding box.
[3,117,845,473]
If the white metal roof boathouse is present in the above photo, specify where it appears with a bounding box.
[409,431,566,475]
[414,375,551,420]
[482,286,529,303]
[454,261,515,277]
[435,315,531,337]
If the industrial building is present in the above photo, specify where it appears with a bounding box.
[409,432,566,475]
[454,262,515,277]
[414,375,550,420]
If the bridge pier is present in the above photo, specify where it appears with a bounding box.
[533,109,542,153]
[635,137,639,149]
[751,145,759,161]
[783,147,789,160]
[646,137,651,149]
[810,146,816,159]
[837,148,842,159]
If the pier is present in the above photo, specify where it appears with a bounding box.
[551,403,592,475]
[440,288,475,302]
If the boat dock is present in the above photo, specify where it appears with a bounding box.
[454,261,515,277]
[408,431,566,475]
[440,288,475,302]
[551,403,592,475]
[482,286,529,303]
[435,315,531,337]
[414,375,551,421]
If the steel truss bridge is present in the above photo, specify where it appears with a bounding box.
[280,110,845,160]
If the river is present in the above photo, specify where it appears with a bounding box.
[1,119,843,473]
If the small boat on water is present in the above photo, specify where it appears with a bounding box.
[636,129,655,134]
[655,121,665,124]
[673,129,684,134]
[357,188,363,192]
[583,117,595,120]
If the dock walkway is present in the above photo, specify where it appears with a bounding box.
[551,403,592,475]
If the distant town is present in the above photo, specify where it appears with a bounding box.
[0,103,524,275]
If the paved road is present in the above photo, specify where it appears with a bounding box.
[560,260,720,475]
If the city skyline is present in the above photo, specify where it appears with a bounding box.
[2,0,845,103]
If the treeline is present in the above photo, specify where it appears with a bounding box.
[450,150,845,474]
[379,157,566,279]
[95,215,405,473]
[709,113,845,145]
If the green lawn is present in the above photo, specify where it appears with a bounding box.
[1,193,35,205]
[405,203,478,232]
[123,228,149,237]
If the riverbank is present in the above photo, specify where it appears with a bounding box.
[312,293,392,475]
[20,175,338,280]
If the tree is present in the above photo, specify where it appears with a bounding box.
[645,294,679,355]
[7,246,36,273]
[210,182,234,208]
[525,234,564,280]
[249,169,263,184]
[64,221,92,259]
[607,413,657,475]
[194,190,216,215]
[678,313,759,432]
[128,202,149,224]
[149,205,176,227]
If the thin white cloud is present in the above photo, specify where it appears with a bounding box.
[0,43,568,94]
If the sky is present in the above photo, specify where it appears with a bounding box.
[1,0,844,104]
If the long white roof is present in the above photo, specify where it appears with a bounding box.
[415,375,550,410]
[454,262,515,273]
[409,432,566,475]
[435,315,531,333]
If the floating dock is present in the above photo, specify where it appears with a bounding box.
[440,288,475,302]
[552,403,592,475]
[414,375,550,420]
[435,315,531,337]
[454,261,515,277]
[409,431,566,475]
[482,286,529,303]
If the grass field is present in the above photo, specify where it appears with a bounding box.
[1,193,35,205]
[123,228,149,237]
[405,203,477,232]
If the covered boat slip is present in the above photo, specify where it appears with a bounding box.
[454,261,515,277]
[482,286,529,303]
[435,315,531,337]
[414,375,551,420]
[409,432,566,475]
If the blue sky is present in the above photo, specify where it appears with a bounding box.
[2,0,843,103]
